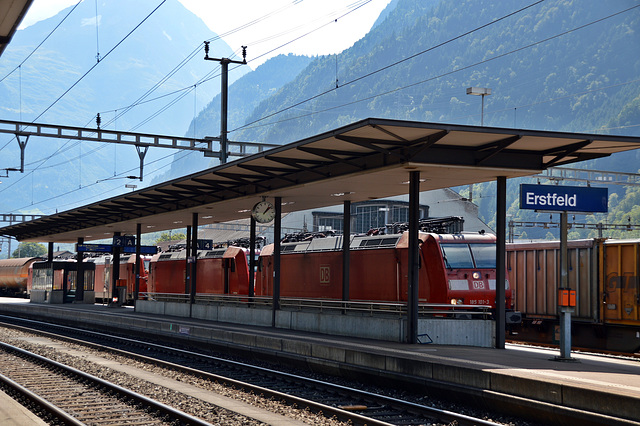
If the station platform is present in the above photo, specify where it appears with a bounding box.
[0,298,638,426]
[0,390,48,425]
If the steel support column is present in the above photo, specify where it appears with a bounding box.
[134,223,141,303]
[249,216,256,298]
[185,225,191,294]
[272,197,282,327]
[342,200,351,302]
[555,211,576,361]
[190,214,198,306]
[76,237,84,303]
[496,176,507,349]
[110,232,121,306]
[407,171,420,344]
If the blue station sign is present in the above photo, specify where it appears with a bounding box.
[520,184,608,213]
[76,243,113,253]
[123,245,158,255]
[76,243,157,255]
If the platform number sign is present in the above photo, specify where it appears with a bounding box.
[320,265,330,285]
[112,235,135,248]
[197,239,213,250]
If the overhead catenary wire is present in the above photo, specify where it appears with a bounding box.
[6,2,638,214]
[10,140,197,213]
[4,1,378,213]
[98,1,373,130]
[0,0,83,85]
[232,3,640,134]
[0,1,169,192]
[232,0,546,132]
[30,1,168,124]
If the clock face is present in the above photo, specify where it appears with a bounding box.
[252,201,275,223]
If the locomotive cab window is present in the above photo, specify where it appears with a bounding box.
[469,244,496,268]
[440,244,474,269]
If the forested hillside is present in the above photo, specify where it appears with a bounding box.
[231,0,639,145]
[1,0,638,240]
[182,0,640,239]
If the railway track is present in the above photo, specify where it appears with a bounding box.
[506,338,640,359]
[0,315,506,426]
[0,340,211,425]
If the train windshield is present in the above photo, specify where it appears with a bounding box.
[440,243,496,269]
[469,244,496,268]
[440,244,474,269]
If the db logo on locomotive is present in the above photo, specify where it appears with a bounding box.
[320,265,331,285]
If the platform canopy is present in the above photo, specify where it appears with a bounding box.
[3,118,640,243]
[0,0,32,57]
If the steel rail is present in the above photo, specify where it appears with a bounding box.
[0,371,85,426]
[0,316,500,426]
[0,339,213,426]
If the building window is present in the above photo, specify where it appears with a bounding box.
[312,201,429,234]
[317,217,343,232]
[355,204,387,233]
[391,205,409,223]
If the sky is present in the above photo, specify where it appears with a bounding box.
[19,0,393,67]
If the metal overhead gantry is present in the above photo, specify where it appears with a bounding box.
[537,166,640,186]
[0,118,278,179]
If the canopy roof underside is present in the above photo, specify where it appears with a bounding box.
[3,118,639,242]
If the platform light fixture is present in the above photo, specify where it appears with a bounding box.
[466,87,491,126]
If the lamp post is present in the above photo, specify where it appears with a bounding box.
[466,87,491,126]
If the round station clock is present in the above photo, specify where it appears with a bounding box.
[251,200,275,223]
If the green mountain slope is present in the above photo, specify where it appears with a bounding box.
[233,0,638,145]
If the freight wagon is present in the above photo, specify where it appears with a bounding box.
[506,238,640,353]
[0,257,41,296]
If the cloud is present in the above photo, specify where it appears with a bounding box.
[81,15,102,27]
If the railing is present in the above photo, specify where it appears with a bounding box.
[139,293,492,319]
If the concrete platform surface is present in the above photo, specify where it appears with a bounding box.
[0,390,48,425]
[0,298,638,425]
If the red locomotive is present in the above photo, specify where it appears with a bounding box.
[255,230,513,309]
[148,246,250,295]
[86,254,148,303]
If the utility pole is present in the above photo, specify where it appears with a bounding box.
[204,42,247,164]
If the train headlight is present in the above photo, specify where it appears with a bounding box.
[472,271,481,280]
[450,298,463,305]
